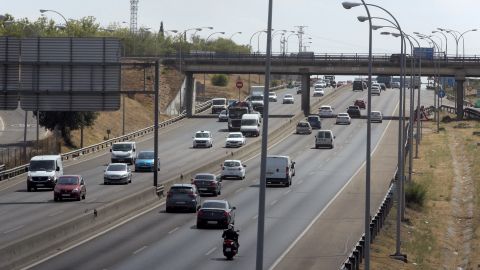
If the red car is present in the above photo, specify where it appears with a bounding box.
[354,99,366,109]
[54,175,86,201]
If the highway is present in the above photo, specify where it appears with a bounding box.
[28,86,400,270]
[0,85,339,247]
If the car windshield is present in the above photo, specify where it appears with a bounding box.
[220,110,227,115]
[195,133,209,138]
[338,113,349,117]
[212,99,226,105]
[228,108,248,119]
[107,164,127,171]
[284,95,292,98]
[195,174,215,180]
[349,106,358,110]
[250,96,263,101]
[29,160,56,171]
[112,144,132,151]
[320,107,331,111]
[58,177,79,185]
[308,116,319,121]
[298,122,309,127]
[224,161,241,167]
[202,201,227,209]
[228,133,242,138]
[241,119,257,125]
[137,152,154,159]
[269,92,275,96]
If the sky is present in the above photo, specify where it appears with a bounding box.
[3,0,480,56]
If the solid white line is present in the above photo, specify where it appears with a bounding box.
[297,179,304,185]
[0,116,5,132]
[252,214,258,220]
[47,210,64,217]
[269,105,397,270]
[283,190,291,195]
[3,224,25,234]
[270,199,278,206]
[168,227,179,234]
[21,201,166,270]
[235,187,244,194]
[205,246,217,256]
[132,245,147,255]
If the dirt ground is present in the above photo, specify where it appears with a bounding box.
[361,117,480,270]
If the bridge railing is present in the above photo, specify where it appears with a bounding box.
[0,100,212,181]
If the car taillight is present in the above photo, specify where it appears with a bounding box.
[188,192,196,198]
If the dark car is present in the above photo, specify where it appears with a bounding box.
[347,106,362,118]
[135,150,160,172]
[354,99,366,109]
[166,184,201,213]
[296,88,302,94]
[192,173,221,196]
[306,115,322,129]
[352,80,366,91]
[54,175,86,201]
[379,83,387,91]
[196,200,236,229]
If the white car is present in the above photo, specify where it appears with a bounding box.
[313,88,325,97]
[218,110,228,122]
[268,92,277,102]
[318,105,334,117]
[104,163,132,185]
[282,94,294,104]
[371,86,381,96]
[193,131,213,148]
[371,111,383,123]
[336,112,351,125]
[221,160,246,180]
[225,132,246,148]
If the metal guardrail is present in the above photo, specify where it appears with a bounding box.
[0,100,212,181]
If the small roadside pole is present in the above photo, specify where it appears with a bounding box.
[236,77,243,101]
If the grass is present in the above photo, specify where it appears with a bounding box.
[365,118,480,269]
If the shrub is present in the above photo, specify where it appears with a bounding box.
[405,181,427,208]
[211,74,229,86]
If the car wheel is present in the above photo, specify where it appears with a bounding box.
[197,223,202,229]
[77,195,81,201]
[166,207,172,213]
[27,185,32,192]
[54,196,58,201]
[82,193,86,200]
[285,180,290,187]
[218,189,221,195]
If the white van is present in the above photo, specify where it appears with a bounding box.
[27,155,63,191]
[265,155,295,187]
[211,98,227,114]
[315,130,335,149]
[240,114,261,137]
[110,142,136,164]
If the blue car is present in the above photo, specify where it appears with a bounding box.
[307,115,322,129]
[134,151,160,172]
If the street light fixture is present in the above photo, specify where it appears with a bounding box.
[229,31,242,39]
[39,9,68,25]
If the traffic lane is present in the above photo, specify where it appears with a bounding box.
[30,86,394,269]
[0,86,315,244]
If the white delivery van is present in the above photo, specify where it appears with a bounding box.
[265,155,295,187]
[315,130,335,149]
[240,114,261,137]
[211,98,227,114]
[110,142,136,164]
[27,155,64,191]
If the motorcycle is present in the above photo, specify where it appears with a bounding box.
[223,238,238,260]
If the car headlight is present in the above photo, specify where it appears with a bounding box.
[122,174,128,178]
[48,176,54,181]
[72,188,80,193]
[27,175,32,181]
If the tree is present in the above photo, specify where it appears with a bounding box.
[34,111,98,147]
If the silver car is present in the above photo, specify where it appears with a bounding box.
[296,121,312,134]
[225,132,246,148]
[104,163,132,185]
[371,111,383,123]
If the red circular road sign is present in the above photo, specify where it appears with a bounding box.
[236,81,243,89]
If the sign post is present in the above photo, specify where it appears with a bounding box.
[236,78,243,101]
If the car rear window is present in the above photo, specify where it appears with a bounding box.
[318,132,331,138]
[224,161,241,167]
[202,201,227,209]
[195,174,215,180]
[170,186,193,193]
[298,122,309,127]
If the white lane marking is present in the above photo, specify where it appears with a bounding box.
[269,104,397,270]
[0,116,5,132]
[297,179,304,185]
[168,227,179,234]
[283,190,291,195]
[21,201,166,270]
[252,214,258,220]
[205,246,217,256]
[3,224,25,234]
[270,199,278,206]
[48,210,64,217]
[132,245,147,255]
[235,187,244,194]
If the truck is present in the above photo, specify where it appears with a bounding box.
[324,75,336,87]
[227,101,255,131]
[376,76,392,88]
[211,98,227,114]
[248,85,265,115]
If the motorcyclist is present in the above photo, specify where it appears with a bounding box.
[222,224,239,248]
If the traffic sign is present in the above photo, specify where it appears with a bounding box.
[438,89,446,98]
[236,80,243,89]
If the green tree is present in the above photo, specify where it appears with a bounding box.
[211,74,229,86]
[34,111,98,147]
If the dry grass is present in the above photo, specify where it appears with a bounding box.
[365,118,480,270]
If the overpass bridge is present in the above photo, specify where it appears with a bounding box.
[156,53,480,118]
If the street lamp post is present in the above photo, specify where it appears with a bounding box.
[342,2,373,269]
[249,30,267,94]
[39,9,68,25]
[229,31,242,40]
[203,31,225,101]
[285,31,298,54]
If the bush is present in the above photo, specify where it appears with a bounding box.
[211,74,229,86]
[405,181,427,208]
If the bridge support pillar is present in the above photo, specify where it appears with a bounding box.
[185,72,195,117]
[301,72,311,116]
[455,78,465,120]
